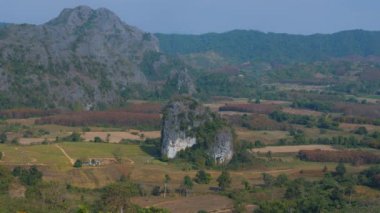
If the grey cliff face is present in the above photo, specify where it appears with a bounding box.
[208,128,234,164]
[161,97,234,164]
[0,6,164,108]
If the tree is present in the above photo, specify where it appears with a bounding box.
[336,162,346,177]
[151,186,161,196]
[94,136,103,143]
[343,177,357,205]
[65,132,82,142]
[37,181,68,210]
[284,183,302,199]
[241,179,250,191]
[354,126,368,135]
[76,205,90,213]
[182,175,193,196]
[266,151,272,160]
[217,170,231,191]
[0,166,13,193]
[163,174,171,198]
[323,165,328,173]
[275,174,289,187]
[0,132,7,143]
[74,159,82,168]
[194,170,212,184]
[262,173,274,188]
[101,181,140,213]
[13,166,43,186]
[255,97,261,104]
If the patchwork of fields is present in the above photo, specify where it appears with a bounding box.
[1,96,380,211]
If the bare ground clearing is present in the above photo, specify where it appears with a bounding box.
[83,130,160,143]
[18,138,53,145]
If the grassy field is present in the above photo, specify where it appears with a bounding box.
[251,144,336,153]
[236,128,290,145]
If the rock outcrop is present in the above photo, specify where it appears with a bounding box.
[161,96,234,164]
[208,128,234,164]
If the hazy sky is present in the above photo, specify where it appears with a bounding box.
[0,0,379,35]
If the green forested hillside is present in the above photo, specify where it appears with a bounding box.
[156,30,380,62]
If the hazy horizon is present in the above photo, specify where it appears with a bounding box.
[0,0,379,35]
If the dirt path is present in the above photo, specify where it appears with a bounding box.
[55,144,75,165]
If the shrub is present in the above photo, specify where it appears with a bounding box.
[12,166,42,186]
[354,126,368,135]
[194,170,212,184]
[94,136,103,143]
[0,133,7,143]
[73,160,82,168]
[151,186,161,196]
[359,165,380,189]
[217,170,231,190]
[63,132,82,142]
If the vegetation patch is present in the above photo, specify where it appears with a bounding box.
[298,149,380,165]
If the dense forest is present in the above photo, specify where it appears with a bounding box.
[157,30,380,63]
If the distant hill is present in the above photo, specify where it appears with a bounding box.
[156,30,380,63]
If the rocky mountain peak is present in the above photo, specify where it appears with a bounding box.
[0,6,163,108]
[45,6,125,32]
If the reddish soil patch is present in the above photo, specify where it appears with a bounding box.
[35,111,161,128]
[334,102,380,119]
[219,103,280,114]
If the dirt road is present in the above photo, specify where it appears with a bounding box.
[55,144,75,165]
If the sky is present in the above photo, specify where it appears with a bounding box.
[0,0,379,35]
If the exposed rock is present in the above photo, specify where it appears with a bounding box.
[0,6,190,108]
[161,96,234,164]
[161,97,208,159]
[208,128,234,164]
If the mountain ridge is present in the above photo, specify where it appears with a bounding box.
[156,29,380,63]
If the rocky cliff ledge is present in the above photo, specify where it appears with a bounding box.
[161,96,234,164]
